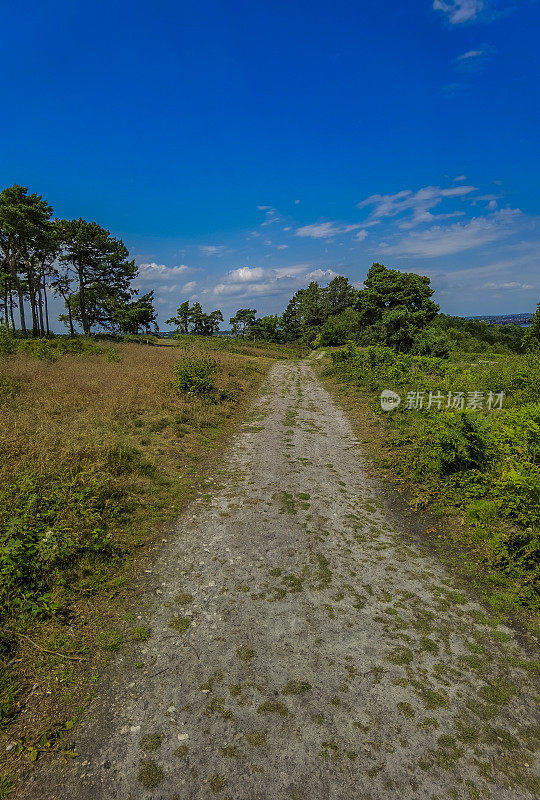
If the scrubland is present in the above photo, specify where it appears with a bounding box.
[0,335,301,787]
[323,344,540,616]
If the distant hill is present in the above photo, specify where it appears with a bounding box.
[464,313,533,327]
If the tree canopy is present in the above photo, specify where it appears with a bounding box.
[229,308,257,339]
[167,301,223,336]
[0,184,155,336]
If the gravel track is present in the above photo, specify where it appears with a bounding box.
[26,359,539,800]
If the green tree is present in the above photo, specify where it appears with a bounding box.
[355,263,439,352]
[166,300,191,334]
[300,282,326,328]
[282,292,303,342]
[57,218,136,334]
[230,308,257,339]
[184,302,223,335]
[324,275,357,317]
[0,259,13,331]
[52,272,77,335]
[111,291,158,334]
[188,302,206,335]
[523,302,540,352]
[251,314,283,342]
[205,309,224,336]
[0,184,53,335]
[281,283,329,344]
[315,307,363,347]
[29,220,60,336]
[281,278,356,344]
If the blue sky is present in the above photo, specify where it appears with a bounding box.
[1,0,538,328]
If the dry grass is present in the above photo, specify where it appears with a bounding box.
[0,339,285,793]
[1,343,262,474]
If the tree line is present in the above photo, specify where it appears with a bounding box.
[167,268,442,351]
[0,184,157,336]
[167,266,533,355]
[1,183,533,353]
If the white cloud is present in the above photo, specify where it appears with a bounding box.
[482,281,534,290]
[433,1,484,24]
[457,49,485,60]
[277,244,289,250]
[182,281,197,293]
[295,221,364,239]
[208,263,343,301]
[199,245,226,256]
[455,45,495,72]
[358,184,476,229]
[470,193,501,204]
[227,266,266,283]
[137,262,191,279]
[354,229,368,241]
[257,205,280,226]
[273,265,310,279]
[379,207,522,257]
[306,269,339,281]
[454,175,468,182]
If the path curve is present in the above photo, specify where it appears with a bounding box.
[27,360,539,799]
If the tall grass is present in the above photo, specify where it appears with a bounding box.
[0,342,274,618]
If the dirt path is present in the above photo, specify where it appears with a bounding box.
[27,360,538,800]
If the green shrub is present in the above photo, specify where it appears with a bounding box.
[0,330,17,357]
[495,466,540,526]
[411,329,453,358]
[0,774,15,798]
[0,661,19,729]
[171,356,218,397]
[0,471,122,616]
[465,499,499,529]
[19,338,58,361]
[316,309,363,347]
[106,347,122,363]
[430,413,492,475]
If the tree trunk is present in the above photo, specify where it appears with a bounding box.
[37,281,45,337]
[3,295,9,331]
[23,257,40,337]
[9,254,26,334]
[29,280,39,337]
[16,283,26,334]
[9,292,15,331]
[43,276,50,335]
[77,265,90,335]
[67,298,75,336]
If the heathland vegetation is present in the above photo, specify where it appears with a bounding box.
[1,182,539,793]
[0,329,304,788]
[324,346,539,611]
